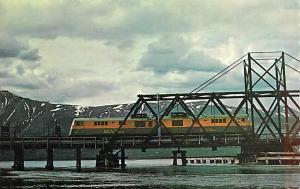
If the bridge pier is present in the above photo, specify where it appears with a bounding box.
[172,149,187,166]
[172,151,177,166]
[76,147,82,172]
[105,150,119,167]
[120,147,126,169]
[12,146,24,171]
[96,150,106,169]
[45,148,54,170]
[96,148,124,169]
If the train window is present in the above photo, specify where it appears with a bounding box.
[75,121,83,126]
[223,119,226,123]
[119,121,123,125]
[148,121,153,127]
[215,119,219,123]
[211,119,215,123]
[135,121,146,127]
[219,119,223,123]
[172,120,183,126]
[241,118,245,122]
[94,121,109,126]
[204,119,207,121]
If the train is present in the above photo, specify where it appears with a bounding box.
[69,112,252,136]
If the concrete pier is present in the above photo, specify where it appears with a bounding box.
[172,150,187,166]
[106,151,119,167]
[120,147,126,169]
[12,146,24,171]
[172,151,178,166]
[76,147,82,172]
[45,148,54,170]
[96,150,106,169]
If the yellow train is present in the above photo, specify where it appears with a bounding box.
[69,113,251,136]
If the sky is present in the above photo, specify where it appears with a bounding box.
[0,0,299,106]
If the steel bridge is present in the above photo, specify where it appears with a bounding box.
[111,51,300,149]
[1,51,300,170]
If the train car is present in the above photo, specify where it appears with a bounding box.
[69,113,252,136]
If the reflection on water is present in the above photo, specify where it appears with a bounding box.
[1,159,300,188]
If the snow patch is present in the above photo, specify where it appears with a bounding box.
[51,108,62,112]
[41,103,45,107]
[7,109,15,121]
[24,102,30,116]
[113,104,123,110]
[1,97,8,108]
[227,107,233,112]
[74,106,86,117]
[141,104,145,112]
[113,104,123,112]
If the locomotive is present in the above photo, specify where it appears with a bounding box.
[69,112,251,136]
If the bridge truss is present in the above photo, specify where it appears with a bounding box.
[112,52,300,150]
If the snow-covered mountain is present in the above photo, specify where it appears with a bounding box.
[0,90,135,136]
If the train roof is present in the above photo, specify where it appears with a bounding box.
[73,117,151,121]
[73,114,249,121]
[201,114,249,118]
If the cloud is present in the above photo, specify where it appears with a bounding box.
[0,34,41,61]
[1,0,298,44]
[0,0,299,106]
[17,79,119,106]
[138,35,225,74]
[18,48,41,61]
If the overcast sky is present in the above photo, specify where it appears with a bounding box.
[0,0,299,106]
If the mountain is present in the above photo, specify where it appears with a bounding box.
[0,90,131,136]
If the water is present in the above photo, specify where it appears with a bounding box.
[1,159,300,188]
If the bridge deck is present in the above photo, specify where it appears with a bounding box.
[0,134,280,150]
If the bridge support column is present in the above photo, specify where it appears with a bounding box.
[120,147,126,169]
[181,151,187,166]
[76,147,82,172]
[12,146,24,171]
[45,148,54,170]
[96,150,106,169]
[172,150,187,166]
[105,150,119,168]
[172,151,178,166]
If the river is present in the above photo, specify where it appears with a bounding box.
[0,159,300,188]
